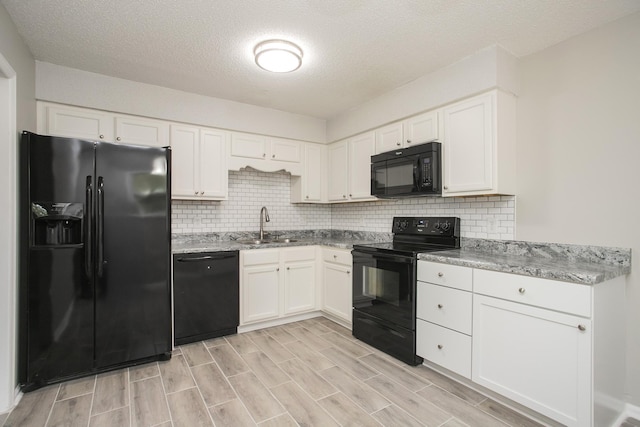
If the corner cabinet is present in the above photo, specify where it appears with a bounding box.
[291,143,326,203]
[170,125,228,200]
[441,90,516,197]
[327,132,376,203]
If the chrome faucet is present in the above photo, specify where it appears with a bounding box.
[259,206,270,240]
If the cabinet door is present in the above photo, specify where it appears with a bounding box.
[270,137,301,163]
[404,111,438,147]
[472,295,591,427]
[283,260,316,315]
[199,129,228,199]
[322,262,352,323]
[328,140,349,201]
[303,144,324,202]
[348,132,376,200]
[242,264,280,324]
[231,132,267,160]
[441,93,493,195]
[115,116,169,147]
[170,125,198,198]
[45,104,114,141]
[375,122,403,154]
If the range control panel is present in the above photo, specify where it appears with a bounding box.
[392,216,460,236]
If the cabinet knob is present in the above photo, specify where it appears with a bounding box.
[306,195,309,199]
[396,142,401,146]
[406,139,411,144]
[518,287,526,294]
[443,186,448,190]
[99,134,105,139]
[272,154,275,158]
[349,194,352,197]
[343,195,346,198]
[438,272,444,277]
[347,270,351,275]
[286,267,290,270]
[578,324,586,331]
[263,153,266,157]
[116,136,121,141]
[333,255,337,259]
[200,191,204,195]
[276,267,280,272]
[437,304,443,309]
[194,191,198,195]
[437,344,443,350]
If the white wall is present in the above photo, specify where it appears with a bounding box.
[326,45,518,142]
[0,3,35,414]
[35,61,326,144]
[515,11,640,407]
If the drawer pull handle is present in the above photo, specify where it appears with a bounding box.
[437,344,443,350]
[578,324,586,331]
[438,272,444,277]
[518,287,526,294]
[437,304,443,309]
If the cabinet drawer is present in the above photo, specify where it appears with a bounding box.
[323,248,352,265]
[416,319,471,379]
[474,269,591,317]
[416,282,472,335]
[417,261,472,291]
[241,249,280,266]
[281,246,316,262]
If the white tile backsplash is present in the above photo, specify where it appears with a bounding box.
[172,168,515,239]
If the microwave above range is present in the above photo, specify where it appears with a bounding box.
[371,142,442,198]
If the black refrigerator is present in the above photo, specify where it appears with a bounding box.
[18,131,172,391]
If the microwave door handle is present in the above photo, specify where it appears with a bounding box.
[413,160,420,192]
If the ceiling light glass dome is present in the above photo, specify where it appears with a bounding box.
[254,39,303,73]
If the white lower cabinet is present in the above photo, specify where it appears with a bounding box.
[321,248,353,324]
[473,294,591,427]
[241,247,317,325]
[417,261,626,427]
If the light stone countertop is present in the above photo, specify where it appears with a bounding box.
[418,238,631,285]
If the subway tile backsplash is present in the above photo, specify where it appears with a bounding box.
[172,168,515,239]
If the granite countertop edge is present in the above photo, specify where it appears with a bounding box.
[171,238,368,254]
[418,249,631,285]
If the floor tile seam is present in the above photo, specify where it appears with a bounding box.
[370,402,425,426]
[317,369,393,416]
[41,384,59,427]
[184,348,233,425]
[129,372,161,383]
[269,380,338,426]
[228,375,288,423]
[208,339,253,376]
[315,388,388,421]
[322,334,373,360]
[209,393,262,426]
[356,354,428,390]
[157,357,176,427]
[418,383,512,427]
[53,389,94,404]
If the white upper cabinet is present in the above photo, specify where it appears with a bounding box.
[291,143,326,203]
[229,132,302,174]
[38,102,169,147]
[114,116,169,147]
[41,103,114,141]
[327,132,376,203]
[375,122,404,153]
[170,124,228,200]
[441,90,516,197]
[403,110,439,147]
[375,111,439,154]
[348,131,376,200]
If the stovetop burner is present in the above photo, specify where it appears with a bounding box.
[353,216,461,256]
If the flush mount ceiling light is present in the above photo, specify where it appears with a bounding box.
[254,39,303,73]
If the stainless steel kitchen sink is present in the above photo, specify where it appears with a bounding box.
[236,238,298,245]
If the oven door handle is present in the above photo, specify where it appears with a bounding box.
[352,250,414,264]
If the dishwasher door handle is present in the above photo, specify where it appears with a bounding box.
[176,253,237,262]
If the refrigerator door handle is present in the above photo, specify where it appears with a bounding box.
[97,176,105,278]
[85,176,93,279]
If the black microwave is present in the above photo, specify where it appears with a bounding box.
[371,142,442,198]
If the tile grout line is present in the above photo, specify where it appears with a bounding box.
[86,375,97,427]
[43,384,61,427]
[158,356,176,427]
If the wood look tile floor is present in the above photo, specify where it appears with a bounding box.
[0,316,605,427]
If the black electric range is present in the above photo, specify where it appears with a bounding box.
[351,216,461,365]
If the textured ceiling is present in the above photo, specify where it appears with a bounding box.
[2,0,639,119]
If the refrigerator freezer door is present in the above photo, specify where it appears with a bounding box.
[22,133,95,386]
[94,142,171,368]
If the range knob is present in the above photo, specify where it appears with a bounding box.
[441,221,451,232]
[434,222,441,230]
[396,220,409,231]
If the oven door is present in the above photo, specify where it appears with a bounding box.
[352,249,416,330]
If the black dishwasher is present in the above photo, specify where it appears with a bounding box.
[173,251,239,346]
